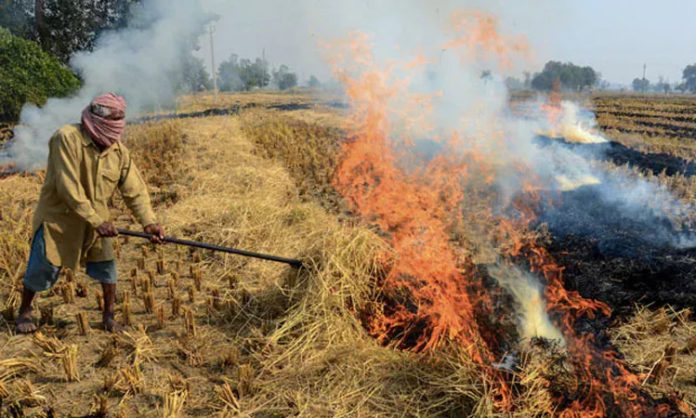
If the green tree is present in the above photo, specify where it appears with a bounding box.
[2,0,139,62]
[0,27,80,121]
[504,76,523,90]
[531,61,597,92]
[0,1,33,36]
[218,54,270,91]
[682,64,696,93]
[632,78,650,92]
[272,65,298,90]
[217,54,243,91]
[239,57,270,91]
[654,77,671,94]
[176,54,211,93]
[307,75,320,88]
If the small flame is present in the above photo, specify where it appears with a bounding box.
[541,99,609,144]
[555,174,601,191]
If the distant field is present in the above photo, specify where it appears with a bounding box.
[0,92,695,416]
[592,93,696,161]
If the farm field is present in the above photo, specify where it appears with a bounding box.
[592,93,696,161]
[0,92,695,416]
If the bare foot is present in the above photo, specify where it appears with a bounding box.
[15,313,37,334]
[103,316,124,333]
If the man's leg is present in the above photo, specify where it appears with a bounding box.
[86,260,123,332]
[16,286,37,333]
[17,226,61,334]
[101,282,123,332]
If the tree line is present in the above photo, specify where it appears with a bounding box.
[630,66,696,93]
[214,54,320,92]
[506,59,696,94]
[0,1,323,121]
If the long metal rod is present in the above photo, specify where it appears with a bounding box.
[116,228,303,268]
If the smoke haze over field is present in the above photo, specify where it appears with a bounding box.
[199,0,696,85]
[2,0,212,170]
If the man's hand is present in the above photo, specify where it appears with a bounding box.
[144,224,165,244]
[96,222,118,237]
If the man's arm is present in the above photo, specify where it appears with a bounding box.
[118,150,164,243]
[52,131,104,228]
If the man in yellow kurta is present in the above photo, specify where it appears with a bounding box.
[16,93,164,333]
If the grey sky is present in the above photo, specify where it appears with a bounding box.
[196,0,696,85]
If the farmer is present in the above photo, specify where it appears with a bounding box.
[15,93,165,334]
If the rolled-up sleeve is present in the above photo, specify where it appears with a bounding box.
[51,132,103,228]
[118,150,156,227]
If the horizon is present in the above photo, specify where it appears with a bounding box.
[194,0,696,87]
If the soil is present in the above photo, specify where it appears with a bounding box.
[536,135,696,177]
[540,185,696,315]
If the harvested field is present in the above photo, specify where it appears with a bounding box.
[592,94,696,162]
[1,92,695,416]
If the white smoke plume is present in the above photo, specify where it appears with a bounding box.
[3,0,212,170]
[488,263,565,344]
[3,0,692,341]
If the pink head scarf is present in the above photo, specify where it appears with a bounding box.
[81,93,127,148]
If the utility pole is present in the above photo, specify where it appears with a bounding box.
[643,63,647,93]
[209,25,218,97]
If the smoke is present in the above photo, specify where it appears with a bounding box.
[3,0,212,170]
[322,6,694,342]
[4,0,693,341]
[488,263,565,344]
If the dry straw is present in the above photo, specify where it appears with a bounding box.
[163,389,187,418]
[167,278,175,299]
[216,381,240,413]
[118,365,143,395]
[143,290,155,314]
[147,270,156,288]
[130,275,139,297]
[171,294,181,318]
[90,394,109,417]
[122,292,132,326]
[156,304,166,329]
[183,307,196,337]
[96,340,118,368]
[39,305,54,325]
[34,333,80,382]
[62,282,76,304]
[76,312,90,335]
[76,281,88,298]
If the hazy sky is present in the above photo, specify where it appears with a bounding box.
[196,0,696,86]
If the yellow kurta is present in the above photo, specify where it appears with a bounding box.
[32,124,156,271]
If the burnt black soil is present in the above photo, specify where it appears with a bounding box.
[540,185,696,315]
[536,135,696,177]
[132,101,347,124]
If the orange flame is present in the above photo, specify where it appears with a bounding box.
[541,79,563,129]
[328,13,674,417]
[444,11,530,71]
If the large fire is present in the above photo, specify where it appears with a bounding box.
[329,11,675,417]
